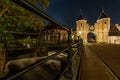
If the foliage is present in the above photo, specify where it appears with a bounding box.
[18,38,37,47]
[0,43,4,48]
[0,0,49,32]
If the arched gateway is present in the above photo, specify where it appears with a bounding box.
[87,32,96,43]
[76,10,112,43]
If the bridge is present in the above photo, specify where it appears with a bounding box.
[79,43,120,80]
[0,0,120,80]
[1,43,120,80]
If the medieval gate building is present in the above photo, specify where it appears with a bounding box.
[76,10,120,44]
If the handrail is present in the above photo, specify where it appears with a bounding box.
[8,31,38,35]
[0,0,83,80]
[0,43,78,80]
[10,0,78,36]
[58,48,82,80]
[11,0,69,31]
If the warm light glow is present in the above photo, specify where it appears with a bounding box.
[79,31,82,35]
[76,14,120,44]
[72,35,74,38]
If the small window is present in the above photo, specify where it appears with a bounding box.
[105,21,107,24]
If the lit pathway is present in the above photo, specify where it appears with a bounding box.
[78,44,117,80]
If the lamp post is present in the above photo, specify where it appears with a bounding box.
[79,31,82,37]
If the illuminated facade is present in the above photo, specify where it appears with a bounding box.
[76,11,120,44]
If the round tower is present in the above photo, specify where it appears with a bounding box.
[76,12,88,42]
[96,10,111,43]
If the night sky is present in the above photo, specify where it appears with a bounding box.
[46,0,120,29]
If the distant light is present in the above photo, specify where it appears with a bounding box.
[72,35,74,38]
[79,31,82,34]
[27,44,30,48]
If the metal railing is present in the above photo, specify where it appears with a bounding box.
[0,0,83,80]
[1,0,119,80]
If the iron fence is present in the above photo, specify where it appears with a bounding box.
[0,0,83,80]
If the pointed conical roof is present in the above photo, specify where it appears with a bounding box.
[77,10,86,20]
[77,14,85,20]
[98,9,109,19]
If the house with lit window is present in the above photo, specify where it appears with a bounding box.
[43,24,68,43]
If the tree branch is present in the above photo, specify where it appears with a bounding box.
[0,7,9,17]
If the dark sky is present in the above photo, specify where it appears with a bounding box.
[46,0,120,29]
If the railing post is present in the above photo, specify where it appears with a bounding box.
[37,32,42,56]
[3,32,7,64]
[67,29,72,62]
[58,32,61,49]
[1,32,7,74]
[80,38,84,54]
[77,36,80,55]
[65,29,73,79]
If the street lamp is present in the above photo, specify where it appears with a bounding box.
[79,31,82,36]
[79,31,82,34]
